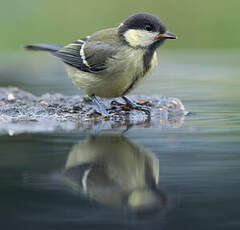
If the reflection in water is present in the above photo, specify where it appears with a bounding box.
[63,134,166,213]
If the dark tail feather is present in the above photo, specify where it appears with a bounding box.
[24,43,63,52]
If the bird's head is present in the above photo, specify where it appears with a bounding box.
[118,13,177,49]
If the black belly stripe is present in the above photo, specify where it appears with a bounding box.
[143,45,155,73]
[121,47,155,96]
[122,74,141,96]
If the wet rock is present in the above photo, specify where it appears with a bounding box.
[0,87,186,135]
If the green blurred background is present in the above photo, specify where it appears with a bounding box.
[1,0,239,51]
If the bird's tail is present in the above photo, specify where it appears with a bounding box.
[24,43,63,53]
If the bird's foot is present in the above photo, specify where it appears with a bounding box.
[90,95,110,117]
[121,96,151,114]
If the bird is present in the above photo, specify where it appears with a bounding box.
[25,13,177,116]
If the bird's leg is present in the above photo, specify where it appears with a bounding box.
[122,96,139,109]
[122,96,151,114]
[90,95,110,117]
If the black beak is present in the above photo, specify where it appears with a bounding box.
[155,31,177,40]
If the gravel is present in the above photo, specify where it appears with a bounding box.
[0,87,186,135]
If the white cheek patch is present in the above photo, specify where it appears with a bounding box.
[124,29,158,48]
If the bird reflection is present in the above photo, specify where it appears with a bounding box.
[63,134,166,213]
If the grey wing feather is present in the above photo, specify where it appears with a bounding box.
[24,43,64,52]
[84,42,119,71]
[52,40,89,72]
[53,39,118,73]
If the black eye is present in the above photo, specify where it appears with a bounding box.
[144,24,153,31]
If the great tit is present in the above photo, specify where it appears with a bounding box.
[25,13,177,116]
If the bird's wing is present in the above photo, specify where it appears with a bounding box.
[53,38,119,73]
[84,41,119,71]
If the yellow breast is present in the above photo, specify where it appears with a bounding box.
[65,49,157,98]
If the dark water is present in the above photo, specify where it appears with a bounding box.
[0,50,240,229]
